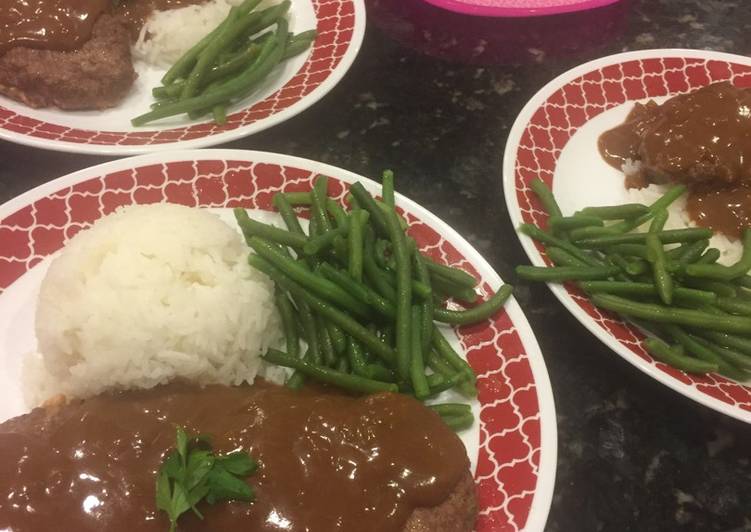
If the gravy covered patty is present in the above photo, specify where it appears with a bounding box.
[0,0,207,110]
[0,381,477,531]
[599,81,751,238]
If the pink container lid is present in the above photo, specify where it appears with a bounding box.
[422,0,621,17]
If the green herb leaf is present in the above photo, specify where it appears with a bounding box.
[205,463,254,504]
[156,427,258,532]
[216,450,257,476]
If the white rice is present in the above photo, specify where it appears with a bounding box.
[132,0,246,68]
[25,203,282,406]
[623,161,742,266]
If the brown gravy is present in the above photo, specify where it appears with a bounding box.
[0,0,111,54]
[0,0,209,53]
[0,381,470,531]
[598,81,751,239]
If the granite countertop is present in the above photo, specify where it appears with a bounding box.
[1,0,750,530]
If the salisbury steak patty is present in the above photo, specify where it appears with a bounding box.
[0,15,136,110]
[0,382,477,531]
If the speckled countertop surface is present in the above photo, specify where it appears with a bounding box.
[1,0,750,530]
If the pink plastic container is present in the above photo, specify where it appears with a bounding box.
[422,0,621,17]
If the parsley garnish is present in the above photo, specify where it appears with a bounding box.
[156,426,258,532]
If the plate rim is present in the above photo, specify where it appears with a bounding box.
[421,0,620,17]
[503,47,751,424]
[0,148,558,531]
[0,0,366,156]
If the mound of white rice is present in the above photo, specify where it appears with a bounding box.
[133,0,246,67]
[25,203,281,406]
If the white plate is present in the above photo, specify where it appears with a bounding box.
[0,0,365,155]
[0,149,556,531]
[504,49,751,423]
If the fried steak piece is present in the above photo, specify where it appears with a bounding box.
[0,15,136,111]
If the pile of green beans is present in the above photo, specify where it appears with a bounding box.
[132,0,316,126]
[517,177,751,379]
[235,173,514,431]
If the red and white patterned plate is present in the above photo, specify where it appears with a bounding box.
[504,49,751,423]
[0,150,556,531]
[0,0,364,155]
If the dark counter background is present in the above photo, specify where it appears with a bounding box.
[1,0,750,530]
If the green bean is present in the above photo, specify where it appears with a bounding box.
[579,281,716,306]
[347,209,367,281]
[644,337,718,373]
[424,259,477,289]
[249,255,396,364]
[132,20,286,126]
[609,185,687,233]
[516,265,620,282]
[349,182,389,237]
[698,331,751,357]
[692,336,751,370]
[314,314,337,366]
[325,199,348,228]
[292,294,320,365]
[382,170,395,208]
[434,284,513,325]
[715,297,751,316]
[410,306,430,399]
[546,246,588,267]
[739,275,751,289]
[675,239,710,266]
[365,364,397,382]
[438,412,474,431]
[529,177,562,217]
[698,248,722,264]
[310,175,333,233]
[248,237,370,317]
[649,209,668,232]
[432,327,475,385]
[646,232,672,304]
[275,292,299,358]
[685,229,751,281]
[608,244,649,259]
[431,275,478,303]
[591,294,751,334]
[263,348,398,393]
[316,263,395,319]
[664,325,743,378]
[280,191,311,205]
[234,208,308,248]
[374,239,392,270]
[576,228,712,249]
[364,228,397,300]
[579,203,650,220]
[286,347,311,389]
[282,30,317,59]
[518,224,602,267]
[303,225,348,255]
[326,319,347,355]
[212,104,227,125]
[426,373,447,388]
[160,0,253,85]
[548,215,603,232]
[568,226,621,241]
[413,246,434,356]
[426,372,465,396]
[347,337,368,376]
[336,357,349,373]
[384,207,412,380]
[181,6,258,98]
[683,278,737,298]
[429,403,472,417]
[607,253,648,276]
[273,193,306,235]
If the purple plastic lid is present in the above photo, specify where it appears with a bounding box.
[422,0,621,17]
